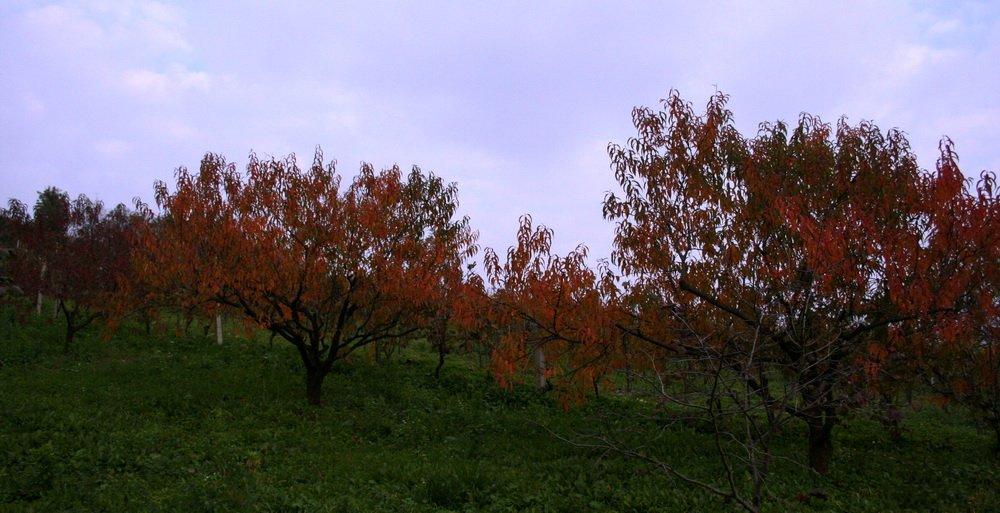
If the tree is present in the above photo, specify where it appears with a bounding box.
[485,216,780,512]
[911,171,999,448]
[0,200,30,302]
[45,197,135,350]
[136,150,477,405]
[484,215,621,402]
[427,263,484,380]
[30,187,70,315]
[603,90,992,473]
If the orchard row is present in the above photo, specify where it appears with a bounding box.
[1,92,996,511]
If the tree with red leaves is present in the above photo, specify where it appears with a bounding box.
[136,150,477,405]
[603,91,995,473]
[49,197,135,350]
[3,190,135,347]
[0,200,30,303]
[484,215,621,402]
[910,171,1000,448]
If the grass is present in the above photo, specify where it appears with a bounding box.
[1,313,998,512]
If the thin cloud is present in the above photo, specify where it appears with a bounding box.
[0,0,997,260]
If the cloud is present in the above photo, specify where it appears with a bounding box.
[120,66,212,99]
[23,93,46,119]
[928,18,961,35]
[94,138,131,158]
[1,0,997,261]
[21,3,105,51]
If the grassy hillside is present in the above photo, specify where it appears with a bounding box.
[1,315,997,512]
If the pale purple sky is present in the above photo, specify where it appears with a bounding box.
[2,1,998,259]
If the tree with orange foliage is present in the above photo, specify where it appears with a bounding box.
[136,150,477,405]
[604,91,995,473]
[4,188,72,318]
[911,171,999,448]
[484,215,621,402]
[49,197,136,350]
[426,262,484,380]
[486,216,785,512]
[3,191,136,347]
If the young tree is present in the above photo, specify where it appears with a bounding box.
[30,187,71,316]
[46,197,135,350]
[485,215,621,402]
[137,150,477,405]
[603,91,990,473]
[912,171,1000,448]
[427,264,484,380]
[0,200,30,302]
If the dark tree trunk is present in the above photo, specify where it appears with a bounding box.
[305,366,326,406]
[989,414,1000,454]
[60,301,75,353]
[64,324,76,353]
[622,333,632,395]
[434,344,446,380]
[806,419,834,474]
[433,314,449,380]
[286,333,332,406]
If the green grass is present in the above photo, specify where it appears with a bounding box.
[1,314,997,512]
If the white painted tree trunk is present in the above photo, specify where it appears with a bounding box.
[215,314,223,345]
[36,262,46,316]
[534,344,547,390]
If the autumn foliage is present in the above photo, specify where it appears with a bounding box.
[601,92,997,472]
[2,90,996,498]
[648,93,994,470]
[3,190,136,349]
[134,150,477,404]
[484,216,621,402]
[484,91,999,476]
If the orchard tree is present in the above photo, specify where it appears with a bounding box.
[485,217,780,512]
[3,188,71,317]
[47,197,135,350]
[30,187,71,315]
[137,150,477,405]
[427,262,484,380]
[913,171,999,447]
[0,200,30,302]
[603,91,991,474]
[485,215,621,400]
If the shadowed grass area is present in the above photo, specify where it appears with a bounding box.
[1,315,997,512]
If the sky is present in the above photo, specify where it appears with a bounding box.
[1,0,998,261]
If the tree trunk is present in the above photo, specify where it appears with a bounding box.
[215,314,223,345]
[432,314,448,380]
[64,324,76,353]
[989,414,1000,454]
[806,419,834,474]
[305,367,326,406]
[36,262,45,316]
[58,301,69,352]
[434,344,446,380]
[534,344,547,390]
[622,333,632,395]
[62,305,76,354]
